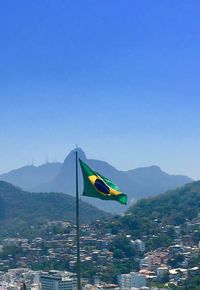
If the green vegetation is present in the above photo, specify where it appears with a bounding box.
[109,236,136,258]
[0,181,110,238]
[127,181,200,226]
[0,180,200,284]
[186,275,200,289]
[97,181,200,250]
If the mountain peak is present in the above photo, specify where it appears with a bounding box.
[128,165,162,175]
[146,165,162,172]
[64,147,86,164]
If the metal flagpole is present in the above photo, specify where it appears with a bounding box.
[75,149,81,290]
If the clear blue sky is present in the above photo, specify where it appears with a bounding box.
[0,0,200,179]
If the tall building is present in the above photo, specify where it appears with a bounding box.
[134,239,145,252]
[117,272,146,289]
[40,271,77,290]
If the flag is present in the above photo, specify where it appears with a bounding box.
[79,159,127,205]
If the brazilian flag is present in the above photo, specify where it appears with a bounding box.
[79,159,127,205]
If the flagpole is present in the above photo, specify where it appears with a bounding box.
[75,149,81,290]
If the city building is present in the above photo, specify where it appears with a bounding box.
[117,272,146,289]
[134,240,145,252]
[40,271,77,290]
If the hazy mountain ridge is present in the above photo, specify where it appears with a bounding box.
[124,165,192,198]
[0,163,62,191]
[0,148,192,213]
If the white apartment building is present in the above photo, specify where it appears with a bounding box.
[117,272,146,289]
[40,271,77,290]
[134,240,145,252]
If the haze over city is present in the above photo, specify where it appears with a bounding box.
[1,1,200,179]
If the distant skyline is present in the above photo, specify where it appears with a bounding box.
[1,1,200,179]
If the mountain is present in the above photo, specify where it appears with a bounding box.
[0,163,62,191]
[0,181,110,236]
[0,148,192,213]
[124,165,192,199]
[126,180,200,225]
[97,181,200,251]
